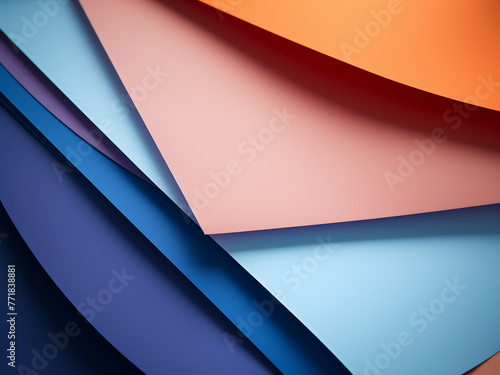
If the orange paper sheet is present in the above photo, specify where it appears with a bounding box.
[81,0,500,234]
[466,352,500,375]
[200,0,500,112]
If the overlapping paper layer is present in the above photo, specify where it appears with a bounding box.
[1,0,499,374]
[82,0,500,235]
[199,0,500,112]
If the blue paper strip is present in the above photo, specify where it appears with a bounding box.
[0,64,349,375]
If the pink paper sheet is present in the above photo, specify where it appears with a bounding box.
[81,0,500,234]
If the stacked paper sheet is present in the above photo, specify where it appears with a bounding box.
[0,0,499,374]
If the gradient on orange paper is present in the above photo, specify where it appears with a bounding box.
[199,0,500,112]
[81,0,500,234]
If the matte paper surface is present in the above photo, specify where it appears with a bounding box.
[0,0,187,211]
[199,0,500,112]
[81,0,500,235]
[0,31,149,184]
[0,65,348,375]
